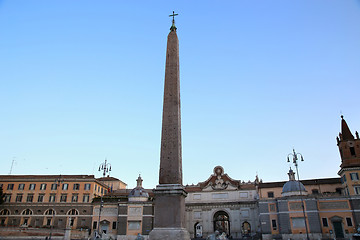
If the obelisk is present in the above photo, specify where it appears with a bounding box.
[149,12,190,240]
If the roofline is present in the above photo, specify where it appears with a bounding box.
[0,174,96,181]
[258,177,341,188]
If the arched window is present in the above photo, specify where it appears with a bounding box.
[21,209,33,215]
[67,209,79,215]
[44,209,55,215]
[0,209,10,215]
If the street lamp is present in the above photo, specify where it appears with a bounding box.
[49,175,64,240]
[98,158,111,178]
[97,159,111,237]
[287,149,310,240]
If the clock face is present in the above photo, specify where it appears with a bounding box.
[347,141,354,147]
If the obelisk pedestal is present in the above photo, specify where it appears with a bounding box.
[149,13,190,240]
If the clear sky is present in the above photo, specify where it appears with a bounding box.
[0,1,359,189]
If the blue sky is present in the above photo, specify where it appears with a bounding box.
[0,1,359,189]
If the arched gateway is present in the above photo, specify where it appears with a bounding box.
[213,211,230,236]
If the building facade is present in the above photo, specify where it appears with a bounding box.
[258,116,360,240]
[184,166,259,239]
[0,175,118,239]
[91,175,154,240]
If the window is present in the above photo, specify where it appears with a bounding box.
[112,221,117,229]
[269,204,276,212]
[16,194,23,202]
[0,209,10,215]
[346,217,353,227]
[241,210,249,217]
[49,194,56,202]
[322,218,328,227]
[7,184,14,190]
[193,211,201,219]
[46,218,52,226]
[40,183,47,190]
[23,218,29,226]
[45,209,55,215]
[29,184,36,190]
[128,221,141,230]
[212,193,228,199]
[240,192,248,198]
[26,194,34,202]
[18,184,25,190]
[350,147,356,156]
[267,192,274,198]
[73,184,80,190]
[4,194,11,202]
[60,194,67,202]
[84,184,91,190]
[71,194,78,202]
[93,221,97,229]
[312,189,319,194]
[38,194,44,202]
[193,194,201,200]
[62,183,68,190]
[271,219,277,230]
[83,194,90,203]
[350,173,359,181]
[101,188,103,194]
[292,217,305,228]
[67,209,78,215]
[51,184,57,190]
[22,209,32,215]
[95,185,97,191]
[355,186,360,195]
[345,186,350,195]
[342,175,347,183]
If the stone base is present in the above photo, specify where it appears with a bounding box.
[149,227,190,240]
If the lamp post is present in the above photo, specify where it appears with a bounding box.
[49,175,64,240]
[287,149,310,240]
[97,159,111,237]
[98,158,111,177]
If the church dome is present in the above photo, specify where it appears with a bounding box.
[281,168,307,197]
[128,175,149,201]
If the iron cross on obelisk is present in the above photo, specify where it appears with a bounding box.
[169,11,178,31]
[169,11,178,21]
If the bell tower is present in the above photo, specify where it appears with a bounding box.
[337,116,360,195]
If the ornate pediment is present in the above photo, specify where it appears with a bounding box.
[199,166,241,190]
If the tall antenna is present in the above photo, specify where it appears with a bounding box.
[9,157,16,175]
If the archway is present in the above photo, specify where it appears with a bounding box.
[0,209,10,226]
[66,208,79,229]
[100,220,110,234]
[331,216,344,239]
[242,221,251,236]
[21,208,33,226]
[194,222,203,238]
[213,211,230,236]
[43,208,56,227]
